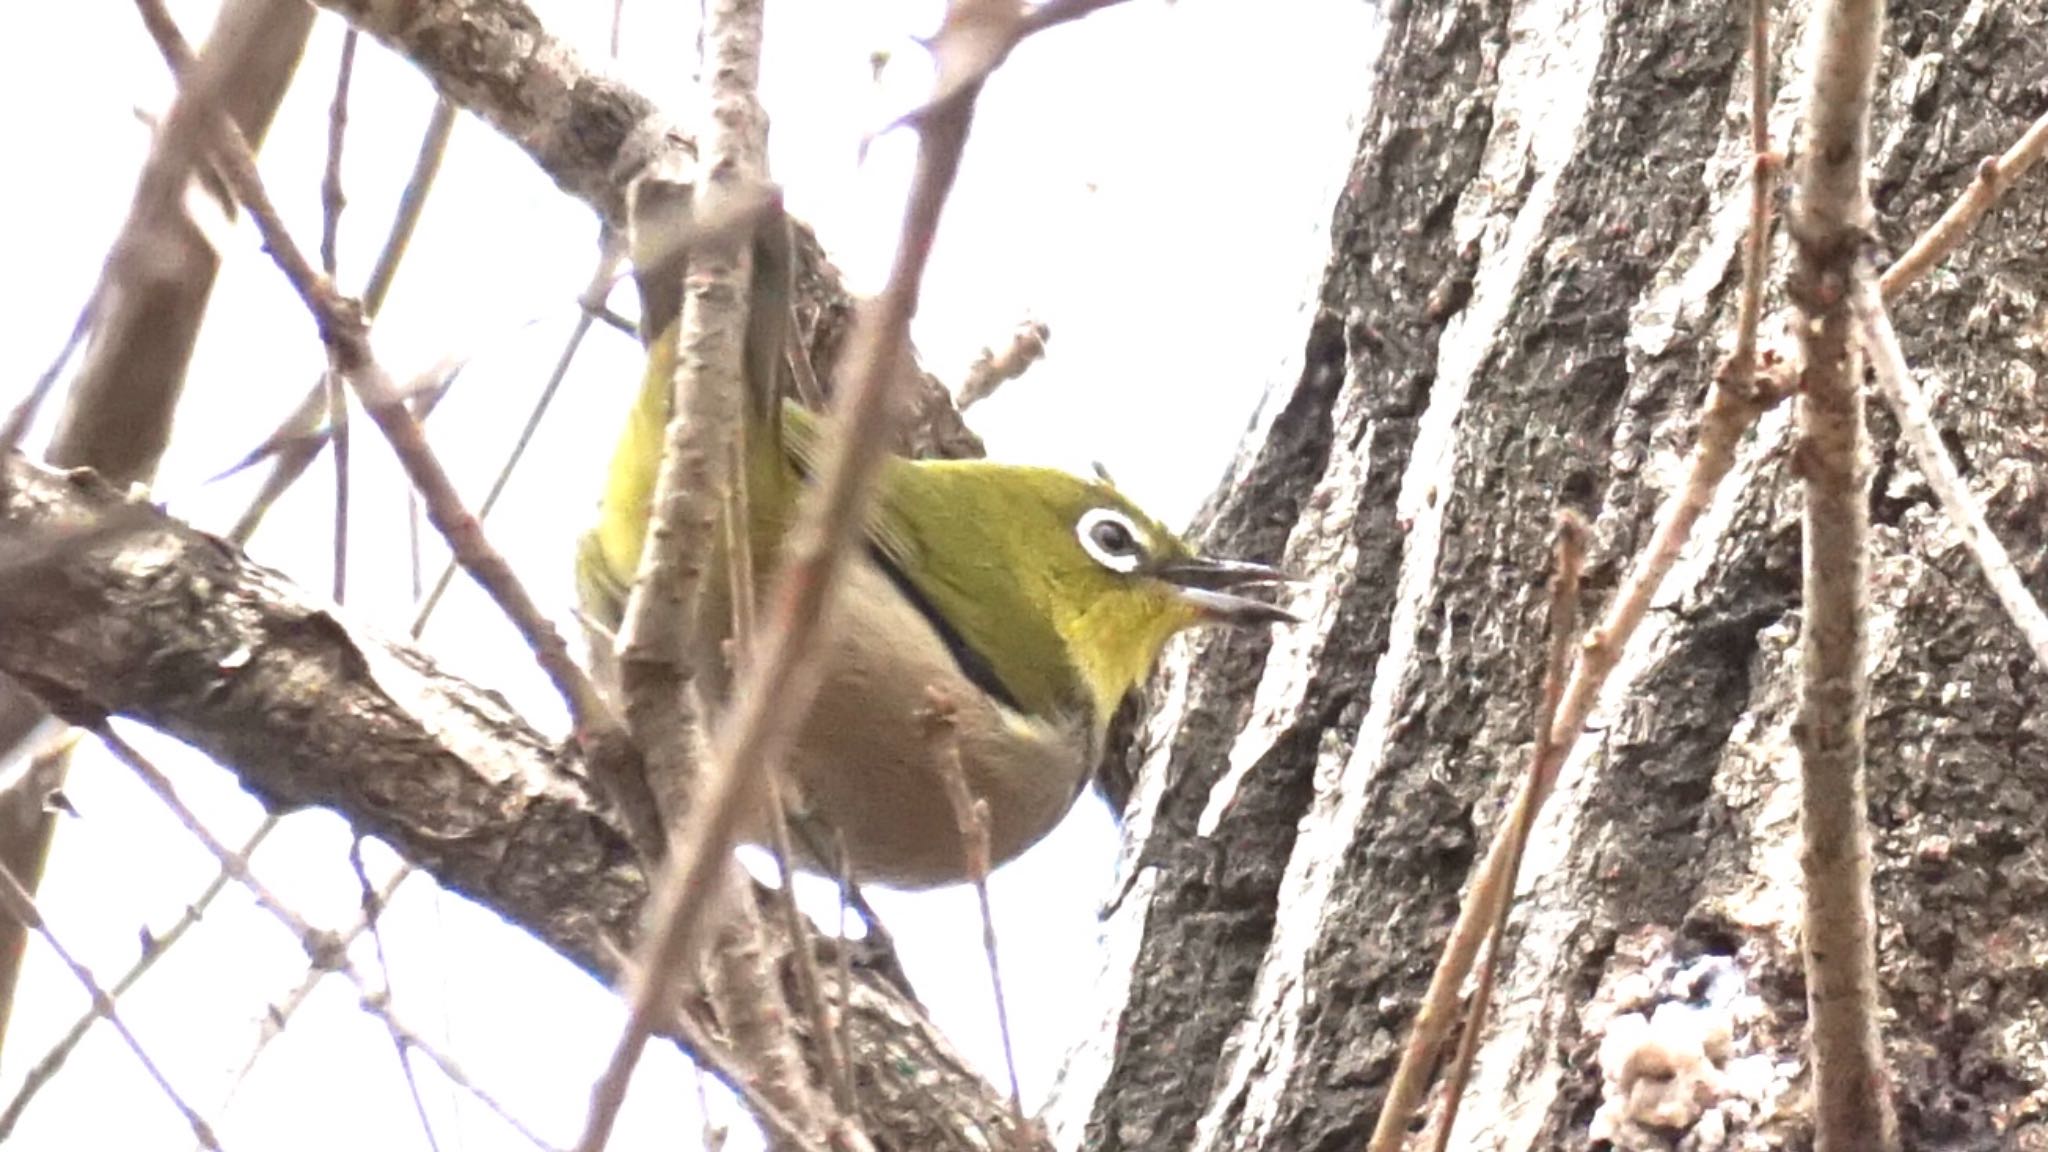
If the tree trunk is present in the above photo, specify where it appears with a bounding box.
[1055,0,2048,1149]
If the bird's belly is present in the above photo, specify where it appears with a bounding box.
[771,560,1093,889]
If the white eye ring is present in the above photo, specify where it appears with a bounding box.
[1077,507,1145,573]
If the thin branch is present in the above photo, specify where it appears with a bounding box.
[98,726,561,1152]
[1723,0,1778,409]
[321,32,358,604]
[133,0,657,862]
[0,813,280,1138]
[0,290,99,463]
[320,31,356,276]
[882,0,1136,136]
[1880,105,2048,299]
[699,883,836,1148]
[1366,23,1793,1141]
[609,167,746,846]
[1786,0,1895,1146]
[354,983,564,1152]
[206,862,412,1121]
[0,734,71,1069]
[414,234,627,634]
[928,693,1025,1131]
[228,99,457,546]
[0,859,220,1150]
[669,989,837,1152]
[577,0,1012,1144]
[577,0,811,1145]
[1428,513,1586,1152]
[763,796,855,1112]
[1855,280,2048,671]
[348,839,445,1152]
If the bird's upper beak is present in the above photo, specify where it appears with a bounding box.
[1153,556,1300,626]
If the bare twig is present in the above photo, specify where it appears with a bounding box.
[413,235,627,634]
[882,0,1135,136]
[205,862,412,1122]
[699,882,834,1148]
[955,319,1049,411]
[1786,0,1895,1146]
[0,291,98,462]
[1366,23,1792,1143]
[1880,106,2048,299]
[1855,281,2048,672]
[1428,513,1587,1152]
[0,734,71,1067]
[579,0,833,1142]
[834,830,857,1087]
[363,101,460,315]
[928,692,1025,1131]
[133,0,657,861]
[347,839,444,1152]
[668,990,837,1152]
[0,859,220,1150]
[588,935,838,1152]
[321,32,358,604]
[763,794,856,1112]
[357,990,561,1152]
[320,31,356,276]
[577,1,1016,1145]
[1723,0,1778,408]
[610,166,749,845]
[97,726,560,1152]
[0,812,279,1138]
[228,99,457,546]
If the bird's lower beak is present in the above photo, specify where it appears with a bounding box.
[1154,556,1299,626]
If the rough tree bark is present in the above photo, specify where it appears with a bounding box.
[1056,0,2048,1149]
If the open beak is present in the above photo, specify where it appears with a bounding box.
[1153,556,1300,626]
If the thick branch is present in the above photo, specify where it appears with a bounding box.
[0,454,1016,1152]
[0,0,316,1069]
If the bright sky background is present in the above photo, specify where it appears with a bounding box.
[0,1,1374,1148]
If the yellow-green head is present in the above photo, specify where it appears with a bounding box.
[868,457,1292,733]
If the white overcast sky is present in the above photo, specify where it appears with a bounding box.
[0,2,1375,1149]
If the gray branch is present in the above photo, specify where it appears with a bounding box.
[0,454,1021,1152]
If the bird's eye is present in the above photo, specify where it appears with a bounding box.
[1077,508,1145,573]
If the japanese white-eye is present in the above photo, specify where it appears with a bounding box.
[576,324,1292,889]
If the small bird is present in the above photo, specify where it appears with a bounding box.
[577,321,1292,889]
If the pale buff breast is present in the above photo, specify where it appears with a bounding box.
[767,558,1097,889]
